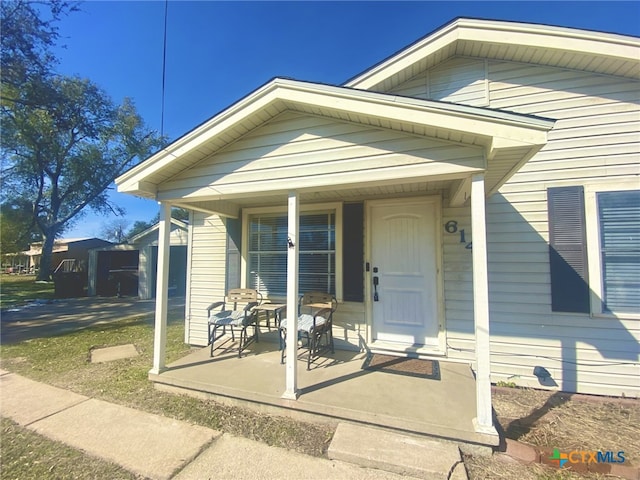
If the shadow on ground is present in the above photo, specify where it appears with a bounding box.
[1,296,185,344]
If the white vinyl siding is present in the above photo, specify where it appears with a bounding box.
[434,60,640,396]
[186,212,227,346]
[179,56,640,396]
[485,63,639,396]
[389,57,488,106]
[158,112,485,199]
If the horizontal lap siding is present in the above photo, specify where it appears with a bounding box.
[484,61,640,396]
[442,202,474,364]
[390,57,488,106]
[427,59,639,396]
[187,212,227,346]
[160,112,484,196]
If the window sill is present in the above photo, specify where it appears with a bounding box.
[591,312,640,321]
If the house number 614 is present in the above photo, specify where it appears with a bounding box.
[444,220,473,250]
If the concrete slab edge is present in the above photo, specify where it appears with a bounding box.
[154,375,496,448]
[168,433,222,480]
[328,423,464,480]
[0,373,90,426]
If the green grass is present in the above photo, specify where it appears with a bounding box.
[0,418,139,480]
[0,309,334,461]
[0,275,54,308]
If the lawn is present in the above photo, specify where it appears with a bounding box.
[0,417,138,480]
[0,275,637,479]
[0,306,334,458]
[0,275,54,308]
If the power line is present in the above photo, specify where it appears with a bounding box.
[160,0,168,138]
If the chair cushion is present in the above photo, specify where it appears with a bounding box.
[280,314,326,333]
[209,310,245,326]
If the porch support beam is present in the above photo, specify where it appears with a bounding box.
[449,177,472,207]
[470,174,497,436]
[168,199,240,219]
[150,201,171,375]
[282,190,300,400]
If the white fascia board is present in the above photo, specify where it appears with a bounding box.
[172,200,240,219]
[345,20,461,89]
[116,77,553,197]
[279,81,553,146]
[346,18,640,90]
[457,20,640,61]
[115,80,283,191]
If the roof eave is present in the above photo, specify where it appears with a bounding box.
[116,79,554,198]
[345,17,640,90]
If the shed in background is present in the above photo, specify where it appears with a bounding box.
[87,219,188,299]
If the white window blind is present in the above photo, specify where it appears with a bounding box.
[597,190,640,314]
[248,211,335,297]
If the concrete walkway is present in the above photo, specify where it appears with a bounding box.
[0,369,468,480]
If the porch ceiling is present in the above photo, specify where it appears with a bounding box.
[116,78,554,217]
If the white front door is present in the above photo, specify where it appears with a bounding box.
[370,198,441,349]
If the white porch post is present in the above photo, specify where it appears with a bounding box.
[282,191,300,400]
[150,201,171,375]
[471,174,496,435]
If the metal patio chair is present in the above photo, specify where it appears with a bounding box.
[279,291,337,369]
[207,288,263,357]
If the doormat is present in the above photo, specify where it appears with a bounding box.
[362,354,441,380]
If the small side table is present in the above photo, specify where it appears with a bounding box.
[257,303,286,331]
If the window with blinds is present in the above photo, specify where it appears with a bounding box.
[597,190,640,314]
[248,211,335,297]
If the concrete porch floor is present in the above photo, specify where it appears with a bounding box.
[150,331,499,448]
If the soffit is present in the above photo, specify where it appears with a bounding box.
[346,18,640,92]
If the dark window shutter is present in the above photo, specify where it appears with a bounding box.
[547,186,590,313]
[225,217,242,291]
[343,203,364,302]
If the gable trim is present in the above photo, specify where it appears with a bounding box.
[346,18,640,91]
[116,78,553,199]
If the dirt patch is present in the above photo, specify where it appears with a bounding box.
[493,387,639,467]
[464,452,610,480]
[462,386,640,479]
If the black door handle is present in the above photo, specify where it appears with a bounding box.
[373,276,379,301]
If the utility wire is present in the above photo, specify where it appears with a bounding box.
[160,0,168,138]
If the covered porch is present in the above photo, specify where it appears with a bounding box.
[115,77,553,445]
[150,330,497,446]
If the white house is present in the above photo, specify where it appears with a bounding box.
[116,18,640,436]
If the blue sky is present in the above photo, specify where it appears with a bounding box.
[53,1,640,239]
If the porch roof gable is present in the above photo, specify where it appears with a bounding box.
[116,78,554,200]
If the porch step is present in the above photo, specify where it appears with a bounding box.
[328,423,467,480]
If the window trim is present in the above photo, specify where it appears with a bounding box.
[584,180,640,319]
[241,202,343,302]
